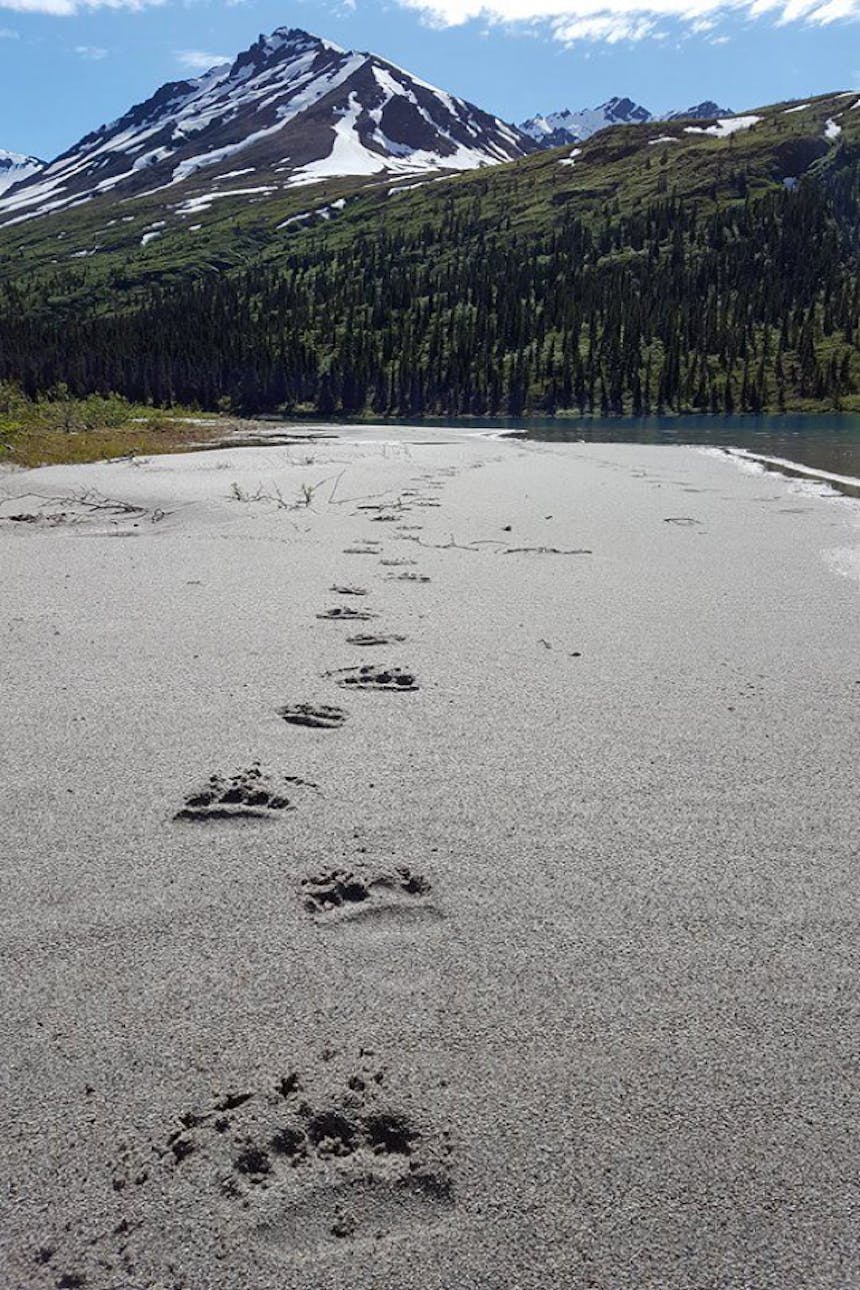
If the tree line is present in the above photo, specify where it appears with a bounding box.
[0,155,858,418]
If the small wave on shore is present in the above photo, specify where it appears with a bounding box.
[706,446,860,503]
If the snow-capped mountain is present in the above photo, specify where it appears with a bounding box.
[0,150,44,197]
[666,101,731,121]
[521,98,733,148]
[0,28,535,225]
[521,98,652,147]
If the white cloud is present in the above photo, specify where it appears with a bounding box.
[175,47,229,69]
[0,0,74,11]
[0,0,160,13]
[393,0,860,41]
[553,11,656,38]
[75,42,107,57]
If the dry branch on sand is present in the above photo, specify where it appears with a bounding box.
[0,488,169,525]
[502,546,592,556]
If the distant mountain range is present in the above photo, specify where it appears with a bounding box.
[520,99,731,147]
[0,26,849,284]
[0,30,742,222]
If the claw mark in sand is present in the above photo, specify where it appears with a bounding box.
[175,764,315,820]
[330,584,368,596]
[327,665,419,692]
[346,634,406,647]
[278,704,347,730]
[317,607,378,622]
[386,572,430,583]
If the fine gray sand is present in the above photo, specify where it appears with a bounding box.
[1,430,859,1290]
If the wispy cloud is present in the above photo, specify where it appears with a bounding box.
[552,12,656,40]
[0,24,19,33]
[394,0,860,42]
[175,48,229,70]
[75,43,107,58]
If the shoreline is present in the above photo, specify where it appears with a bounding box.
[4,406,860,502]
[717,446,860,500]
[2,436,859,1289]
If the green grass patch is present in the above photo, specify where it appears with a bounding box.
[0,383,224,468]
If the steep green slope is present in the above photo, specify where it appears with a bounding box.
[0,91,854,299]
[0,92,858,418]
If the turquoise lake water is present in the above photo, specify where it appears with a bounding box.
[425,414,860,480]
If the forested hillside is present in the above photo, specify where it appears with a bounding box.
[1,100,858,419]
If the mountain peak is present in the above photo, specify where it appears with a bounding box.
[268,27,346,53]
[598,96,651,122]
[232,27,345,71]
[520,98,653,146]
[0,27,533,225]
[665,100,732,120]
[0,149,44,198]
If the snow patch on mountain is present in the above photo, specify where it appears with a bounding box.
[286,95,386,184]
[169,50,368,187]
[683,115,760,138]
[276,198,346,229]
[176,186,278,215]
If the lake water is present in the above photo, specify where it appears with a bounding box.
[420,414,860,481]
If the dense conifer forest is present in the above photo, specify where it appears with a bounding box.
[1,145,858,418]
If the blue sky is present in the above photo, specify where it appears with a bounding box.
[1,0,857,160]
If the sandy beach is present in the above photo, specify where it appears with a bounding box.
[1,428,859,1290]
